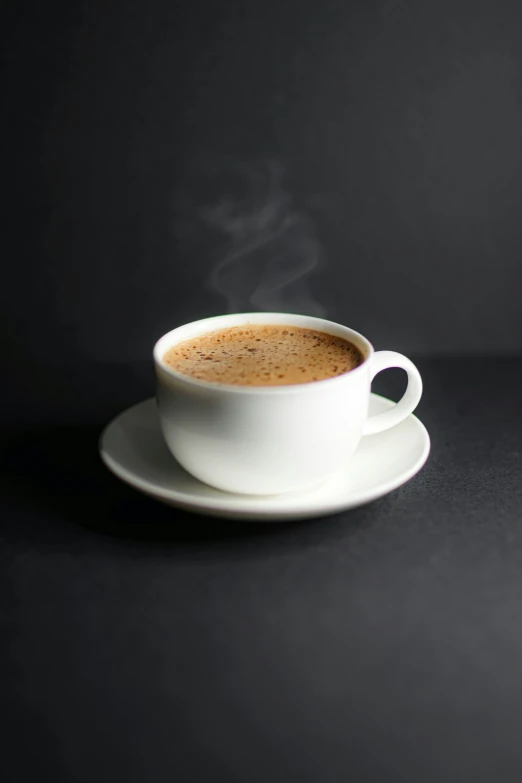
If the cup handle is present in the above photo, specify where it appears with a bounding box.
[363,351,423,436]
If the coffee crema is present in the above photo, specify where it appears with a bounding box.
[162,324,364,386]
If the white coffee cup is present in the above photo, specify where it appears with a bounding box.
[154,313,423,495]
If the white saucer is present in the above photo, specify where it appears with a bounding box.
[100,395,430,521]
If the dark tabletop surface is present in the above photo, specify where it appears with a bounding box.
[2,358,522,783]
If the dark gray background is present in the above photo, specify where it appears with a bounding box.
[4,0,522,388]
[3,4,522,783]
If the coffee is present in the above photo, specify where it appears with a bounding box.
[162,324,364,386]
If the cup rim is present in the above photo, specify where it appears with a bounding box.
[153,312,374,394]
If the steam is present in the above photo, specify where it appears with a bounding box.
[177,159,327,316]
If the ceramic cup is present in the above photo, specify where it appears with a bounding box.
[154,313,423,495]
